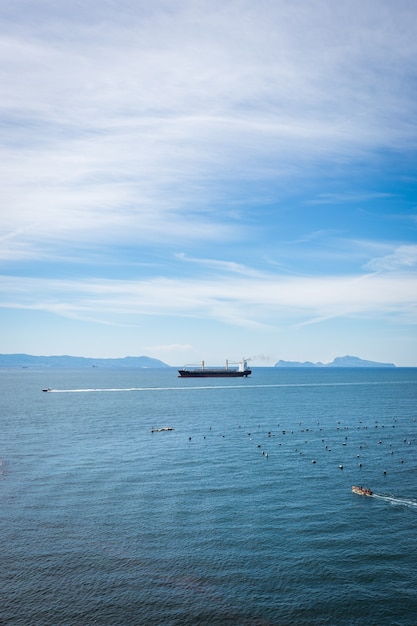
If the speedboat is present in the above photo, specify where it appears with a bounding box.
[352,485,373,496]
[151,427,175,432]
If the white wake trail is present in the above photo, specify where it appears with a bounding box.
[373,494,417,509]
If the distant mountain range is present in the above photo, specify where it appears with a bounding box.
[0,354,170,369]
[0,353,397,369]
[274,355,396,368]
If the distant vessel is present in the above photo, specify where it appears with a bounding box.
[151,427,175,432]
[178,359,252,378]
[352,485,373,496]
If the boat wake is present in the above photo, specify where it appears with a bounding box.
[372,494,417,509]
[45,388,168,393]
[44,380,416,393]
[45,385,264,392]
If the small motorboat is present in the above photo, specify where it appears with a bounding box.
[151,427,175,433]
[352,485,373,496]
[42,388,51,392]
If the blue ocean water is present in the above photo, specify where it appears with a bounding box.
[1,367,417,625]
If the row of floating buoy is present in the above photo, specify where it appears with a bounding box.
[249,415,413,471]
[307,459,390,474]
[165,414,414,474]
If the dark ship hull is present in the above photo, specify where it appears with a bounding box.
[178,368,251,378]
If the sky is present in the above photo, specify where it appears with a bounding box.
[1,0,417,367]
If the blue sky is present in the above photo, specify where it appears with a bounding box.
[1,0,417,366]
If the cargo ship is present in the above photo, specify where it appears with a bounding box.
[178,359,252,378]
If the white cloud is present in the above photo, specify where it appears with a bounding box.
[1,1,417,262]
[1,268,416,328]
[175,252,264,277]
[365,245,417,272]
[307,193,395,205]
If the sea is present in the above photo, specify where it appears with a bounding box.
[1,367,417,626]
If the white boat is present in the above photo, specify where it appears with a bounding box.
[151,427,175,432]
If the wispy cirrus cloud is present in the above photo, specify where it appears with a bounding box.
[1,268,416,328]
[1,0,417,264]
[365,245,417,272]
[307,193,395,205]
[175,252,264,277]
